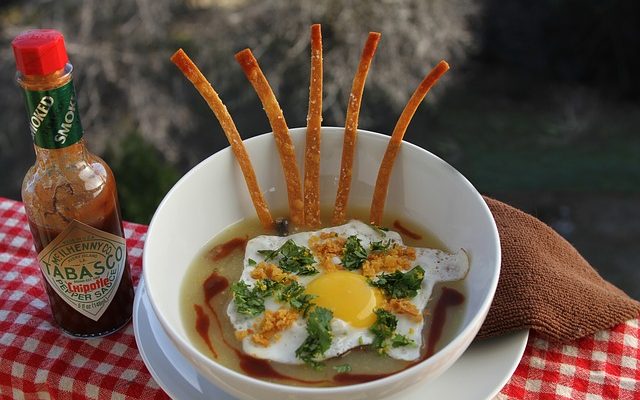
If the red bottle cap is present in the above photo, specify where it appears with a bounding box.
[12,29,69,76]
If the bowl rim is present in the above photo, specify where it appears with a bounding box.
[143,126,501,394]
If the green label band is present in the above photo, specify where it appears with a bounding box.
[24,80,83,149]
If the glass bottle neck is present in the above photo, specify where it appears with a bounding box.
[18,63,85,150]
[33,139,88,163]
[17,63,73,91]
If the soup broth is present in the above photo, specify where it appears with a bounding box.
[180,208,467,387]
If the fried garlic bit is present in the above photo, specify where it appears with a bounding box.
[362,245,416,277]
[251,308,299,346]
[384,298,423,322]
[235,329,252,341]
[250,262,296,283]
[309,232,347,272]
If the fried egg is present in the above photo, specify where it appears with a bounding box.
[227,220,469,364]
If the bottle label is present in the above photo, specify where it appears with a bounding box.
[37,220,126,321]
[24,80,83,149]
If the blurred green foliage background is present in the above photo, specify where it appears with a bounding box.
[1,0,638,298]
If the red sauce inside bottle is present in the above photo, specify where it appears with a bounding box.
[28,205,135,337]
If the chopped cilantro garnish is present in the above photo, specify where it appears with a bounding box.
[369,266,425,299]
[369,309,413,352]
[247,258,257,266]
[276,280,304,301]
[258,239,318,275]
[333,364,352,373]
[234,279,315,317]
[370,309,398,353]
[231,281,266,316]
[390,334,415,348]
[341,235,368,270]
[232,279,285,316]
[257,248,277,259]
[295,307,333,369]
[369,239,392,252]
[277,281,316,316]
[254,279,283,297]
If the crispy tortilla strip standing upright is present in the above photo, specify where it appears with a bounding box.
[332,32,381,225]
[170,49,274,229]
[304,24,323,228]
[235,49,305,227]
[369,60,450,225]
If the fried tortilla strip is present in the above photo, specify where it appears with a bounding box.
[369,60,450,225]
[171,49,274,229]
[304,24,323,228]
[235,49,304,226]
[332,32,381,224]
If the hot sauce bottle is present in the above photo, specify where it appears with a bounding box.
[12,30,134,337]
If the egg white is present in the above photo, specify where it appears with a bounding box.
[227,220,469,364]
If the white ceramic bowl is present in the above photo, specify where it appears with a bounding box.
[143,127,500,400]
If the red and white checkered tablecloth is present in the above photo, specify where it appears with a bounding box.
[0,197,168,400]
[0,196,638,399]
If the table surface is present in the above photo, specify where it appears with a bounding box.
[0,197,638,400]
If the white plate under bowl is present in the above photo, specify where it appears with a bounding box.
[134,279,528,400]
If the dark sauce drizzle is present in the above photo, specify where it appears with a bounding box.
[234,350,322,384]
[208,237,248,261]
[204,271,229,307]
[194,304,217,358]
[424,287,465,359]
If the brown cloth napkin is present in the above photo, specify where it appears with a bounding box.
[477,197,640,342]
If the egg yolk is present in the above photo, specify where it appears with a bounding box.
[305,271,383,328]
